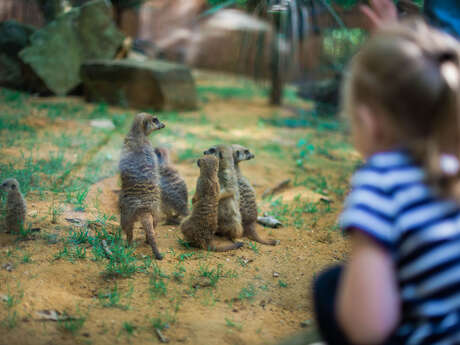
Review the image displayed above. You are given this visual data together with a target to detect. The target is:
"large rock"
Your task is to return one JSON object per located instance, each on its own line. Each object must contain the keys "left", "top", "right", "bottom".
{"left": 0, "top": 20, "right": 47, "bottom": 92}
{"left": 81, "top": 59, "right": 197, "bottom": 111}
{"left": 19, "top": 0, "right": 124, "bottom": 95}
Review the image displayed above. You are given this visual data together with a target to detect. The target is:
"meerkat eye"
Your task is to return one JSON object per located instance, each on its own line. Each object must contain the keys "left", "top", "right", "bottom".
{"left": 244, "top": 150, "right": 249, "bottom": 155}
{"left": 11, "top": 184, "right": 16, "bottom": 190}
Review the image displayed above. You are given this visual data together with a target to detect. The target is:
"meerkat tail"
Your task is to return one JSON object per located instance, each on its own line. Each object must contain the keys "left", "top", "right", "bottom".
{"left": 244, "top": 222, "right": 279, "bottom": 246}
{"left": 208, "top": 240, "right": 244, "bottom": 252}
{"left": 140, "top": 214, "right": 163, "bottom": 260}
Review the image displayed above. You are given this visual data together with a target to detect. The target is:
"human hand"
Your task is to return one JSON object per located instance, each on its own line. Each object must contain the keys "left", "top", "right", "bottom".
{"left": 360, "top": 0, "right": 398, "bottom": 31}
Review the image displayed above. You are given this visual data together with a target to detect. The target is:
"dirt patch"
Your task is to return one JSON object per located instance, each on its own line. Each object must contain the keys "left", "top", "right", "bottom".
{"left": 0, "top": 75, "right": 354, "bottom": 345}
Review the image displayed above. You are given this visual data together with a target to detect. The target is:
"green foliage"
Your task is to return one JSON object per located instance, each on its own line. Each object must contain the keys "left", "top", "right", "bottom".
{"left": 173, "top": 264, "right": 186, "bottom": 283}
{"left": 104, "top": 244, "right": 140, "bottom": 278}
{"left": 149, "top": 264, "right": 169, "bottom": 299}
{"left": 97, "top": 284, "right": 131, "bottom": 310}
{"left": 1, "top": 286, "right": 23, "bottom": 330}
{"left": 151, "top": 312, "right": 174, "bottom": 331}
{"left": 58, "top": 315, "right": 86, "bottom": 335}
{"left": 121, "top": 321, "right": 136, "bottom": 335}
{"left": 238, "top": 284, "right": 256, "bottom": 300}
{"left": 197, "top": 85, "right": 265, "bottom": 100}
{"left": 177, "top": 148, "right": 196, "bottom": 162}
{"left": 54, "top": 245, "right": 87, "bottom": 262}
{"left": 248, "top": 241, "right": 259, "bottom": 254}
{"left": 68, "top": 228, "right": 90, "bottom": 245}
{"left": 225, "top": 317, "right": 243, "bottom": 331}
{"left": 198, "top": 263, "right": 225, "bottom": 287}
{"left": 21, "top": 253, "right": 32, "bottom": 264}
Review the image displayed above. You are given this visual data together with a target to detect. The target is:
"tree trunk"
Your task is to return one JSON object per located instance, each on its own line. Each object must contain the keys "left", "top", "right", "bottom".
{"left": 270, "top": 13, "right": 283, "bottom": 106}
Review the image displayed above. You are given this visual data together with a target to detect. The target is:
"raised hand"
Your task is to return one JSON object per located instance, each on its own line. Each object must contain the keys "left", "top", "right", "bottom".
{"left": 360, "top": 0, "right": 398, "bottom": 30}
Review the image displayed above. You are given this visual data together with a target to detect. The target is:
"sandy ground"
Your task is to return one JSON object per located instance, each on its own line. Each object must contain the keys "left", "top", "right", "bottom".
{"left": 0, "top": 73, "right": 356, "bottom": 345}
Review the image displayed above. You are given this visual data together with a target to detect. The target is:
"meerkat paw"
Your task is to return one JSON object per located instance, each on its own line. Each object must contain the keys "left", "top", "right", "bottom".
{"left": 155, "top": 252, "right": 163, "bottom": 260}
{"left": 235, "top": 242, "right": 244, "bottom": 249}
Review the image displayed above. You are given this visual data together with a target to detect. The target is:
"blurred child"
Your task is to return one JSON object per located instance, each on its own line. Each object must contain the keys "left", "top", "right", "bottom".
{"left": 313, "top": 19, "right": 460, "bottom": 345}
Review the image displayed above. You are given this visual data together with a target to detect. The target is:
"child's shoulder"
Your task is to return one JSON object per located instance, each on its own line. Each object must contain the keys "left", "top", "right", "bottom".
{"left": 351, "top": 150, "right": 425, "bottom": 194}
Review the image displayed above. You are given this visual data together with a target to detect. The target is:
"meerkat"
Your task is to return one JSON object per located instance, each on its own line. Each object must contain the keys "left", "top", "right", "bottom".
{"left": 231, "top": 144, "right": 278, "bottom": 246}
{"left": 0, "top": 178, "right": 26, "bottom": 234}
{"left": 119, "top": 113, "right": 165, "bottom": 260}
{"left": 180, "top": 155, "right": 243, "bottom": 251}
{"left": 154, "top": 147, "right": 189, "bottom": 225}
{"left": 204, "top": 145, "right": 244, "bottom": 241}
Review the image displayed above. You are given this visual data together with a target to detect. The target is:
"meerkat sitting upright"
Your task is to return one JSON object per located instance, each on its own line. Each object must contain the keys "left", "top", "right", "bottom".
{"left": 231, "top": 144, "right": 278, "bottom": 246}
{"left": 180, "top": 155, "right": 243, "bottom": 252}
{"left": 204, "top": 145, "right": 244, "bottom": 241}
{"left": 119, "top": 113, "right": 165, "bottom": 260}
{"left": 154, "top": 147, "right": 189, "bottom": 225}
{"left": 1, "top": 178, "right": 26, "bottom": 234}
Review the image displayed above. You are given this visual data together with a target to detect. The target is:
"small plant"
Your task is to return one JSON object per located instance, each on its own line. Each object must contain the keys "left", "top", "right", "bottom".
{"left": 58, "top": 316, "right": 86, "bottom": 335}
{"left": 73, "top": 188, "right": 88, "bottom": 211}
{"left": 21, "top": 253, "right": 32, "bottom": 264}
{"left": 14, "top": 224, "right": 35, "bottom": 241}
{"left": 1, "top": 311, "right": 18, "bottom": 329}
{"left": 238, "top": 284, "right": 257, "bottom": 301}
{"left": 151, "top": 315, "right": 170, "bottom": 331}
{"left": 178, "top": 252, "right": 194, "bottom": 262}
{"left": 69, "top": 228, "right": 90, "bottom": 245}
{"left": 97, "top": 284, "right": 130, "bottom": 310}
{"left": 54, "top": 246, "right": 86, "bottom": 262}
{"left": 177, "top": 238, "right": 191, "bottom": 249}
{"left": 172, "top": 264, "right": 186, "bottom": 283}
{"left": 2, "top": 289, "right": 23, "bottom": 309}
{"left": 121, "top": 321, "right": 136, "bottom": 336}
{"left": 104, "top": 241, "right": 140, "bottom": 278}
{"left": 48, "top": 196, "right": 64, "bottom": 224}
{"left": 149, "top": 264, "right": 169, "bottom": 299}
{"left": 248, "top": 242, "right": 259, "bottom": 254}
{"left": 225, "top": 317, "right": 243, "bottom": 331}
{"left": 279, "top": 279, "right": 288, "bottom": 288}
{"left": 198, "top": 263, "right": 226, "bottom": 287}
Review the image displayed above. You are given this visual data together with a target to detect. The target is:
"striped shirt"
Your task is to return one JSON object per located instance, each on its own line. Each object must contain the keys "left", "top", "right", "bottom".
{"left": 340, "top": 150, "right": 460, "bottom": 345}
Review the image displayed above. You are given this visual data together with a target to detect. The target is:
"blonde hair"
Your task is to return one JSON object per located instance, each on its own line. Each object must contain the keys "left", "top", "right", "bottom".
{"left": 343, "top": 19, "right": 460, "bottom": 201}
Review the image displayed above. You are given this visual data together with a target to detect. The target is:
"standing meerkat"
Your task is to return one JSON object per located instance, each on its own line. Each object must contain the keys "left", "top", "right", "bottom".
{"left": 119, "top": 113, "right": 165, "bottom": 260}
{"left": 180, "top": 155, "right": 243, "bottom": 251}
{"left": 154, "top": 147, "right": 189, "bottom": 225}
{"left": 1, "top": 178, "right": 26, "bottom": 234}
{"left": 204, "top": 145, "right": 244, "bottom": 241}
{"left": 231, "top": 144, "right": 278, "bottom": 246}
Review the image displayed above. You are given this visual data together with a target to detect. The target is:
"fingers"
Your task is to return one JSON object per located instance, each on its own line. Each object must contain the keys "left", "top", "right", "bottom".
{"left": 361, "top": 0, "right": 398, "bottom": 31}
{"left": 360, "top": 4, "right": 381, "bottom": 30}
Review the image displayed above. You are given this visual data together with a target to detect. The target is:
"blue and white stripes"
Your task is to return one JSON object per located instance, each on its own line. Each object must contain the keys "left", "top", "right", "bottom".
{"left": 340, "top": 150, "right": 460, "bottom": 345}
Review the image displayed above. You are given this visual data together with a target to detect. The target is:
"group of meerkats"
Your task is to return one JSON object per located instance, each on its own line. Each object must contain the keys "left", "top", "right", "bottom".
{"left": 0, "top": 112, "right": 278, "bottom": 261}
{"left": 119, "top": 113, "right": 278, "bottom": 260}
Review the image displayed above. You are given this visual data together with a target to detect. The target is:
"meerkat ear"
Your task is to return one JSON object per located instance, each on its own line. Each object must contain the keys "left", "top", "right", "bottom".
{"left": 197, "top": 159, "right": 201, "bottom": 168}
{"left": 142, "top": 118, "right": 148, "bottom": 132}
{"left": 237, "top": 151, "right": 243, "bottom": 160}
{"left": 219, "top": 151, "right": 223, "bottom": 159}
